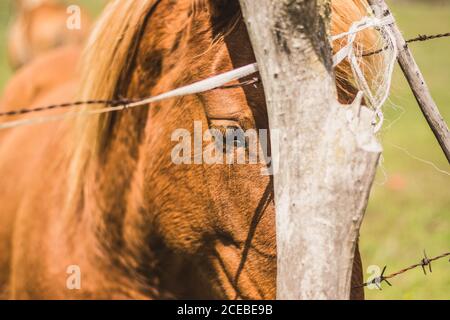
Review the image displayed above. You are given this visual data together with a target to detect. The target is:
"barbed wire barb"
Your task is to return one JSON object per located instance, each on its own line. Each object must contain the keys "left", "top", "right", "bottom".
{"left": 421, "top": 250, "right": 432, "bottom": 275}
{"left": 362, "top": 32, "right": 450, "bottom": 57}
{"left": 354, "top": 250, "right": 450, "bottom": 290}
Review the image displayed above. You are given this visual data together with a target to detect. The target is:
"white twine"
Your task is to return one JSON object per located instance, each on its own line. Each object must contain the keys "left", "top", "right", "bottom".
{"left": 332, "top": 14, "right": 398, "bottom": 133}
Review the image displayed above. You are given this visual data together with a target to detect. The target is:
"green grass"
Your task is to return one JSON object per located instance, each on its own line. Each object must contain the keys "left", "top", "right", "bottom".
{"left": 362, "top": 1, "right": 450, "bottom": 300}
{"left": 0, "top": 1, "right": 13, "bottom": 90}
{"left": 0, "top": 0, "right": 448, "bottom": 300}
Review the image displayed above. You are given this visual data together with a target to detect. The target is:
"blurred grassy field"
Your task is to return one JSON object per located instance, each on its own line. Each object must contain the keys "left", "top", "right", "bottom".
{"left": 362, "top": 1, "right": 450, "bottom": 300}
{"left": 0, "top": 0, "right": 448, "bottom": 300}
{"left": 0, "top": 0, "right": 104, "bottom": 87}
{"left": 0, "top": 1, "right": 12, "bottom": 87}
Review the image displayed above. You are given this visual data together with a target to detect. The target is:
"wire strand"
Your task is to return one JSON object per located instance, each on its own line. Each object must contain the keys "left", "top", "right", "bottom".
{"left": 0, "top": 64, "right": 259, "bottom": 130}
{"left": 354, "top": 251, "right": 450, "bottom": 289}
{"left": 0, "top": 32, "right": 447, "bottom": 123}
{"left": 362, "top": 32, "right": 450, "bottom": 57}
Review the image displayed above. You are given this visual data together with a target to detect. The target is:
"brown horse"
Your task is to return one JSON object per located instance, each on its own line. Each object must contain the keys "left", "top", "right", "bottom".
{"left": 0, "top": 0, "right": 382, "bottom": 299}
{"left": 8, "top": 0, "right": 91, "bottom": 69}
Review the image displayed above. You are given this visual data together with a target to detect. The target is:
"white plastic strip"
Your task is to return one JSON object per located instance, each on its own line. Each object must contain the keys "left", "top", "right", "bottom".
{"left": 0, "top": 63, "right": 259, "bottom": 130}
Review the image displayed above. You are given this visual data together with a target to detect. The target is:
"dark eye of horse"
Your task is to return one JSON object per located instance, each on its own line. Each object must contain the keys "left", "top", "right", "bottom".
{"left": 209, "top": 121, "right": 248, "bottom": 153}
{"left": 224, "top": 126, "right": 246, "bottom": 149}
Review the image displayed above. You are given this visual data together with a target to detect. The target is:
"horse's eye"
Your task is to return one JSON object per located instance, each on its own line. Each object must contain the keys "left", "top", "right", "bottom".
{"left": 209, "top": 119, "right": 250, "bottom": 153}
{"left": 225, "top": 127, "right": 246, "bottom": 148}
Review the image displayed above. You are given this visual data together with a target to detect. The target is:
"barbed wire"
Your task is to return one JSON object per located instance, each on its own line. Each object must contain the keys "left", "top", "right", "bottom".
{"left": 0, "top": 78, "right": 260, "bottom": 119}
{"left": 362, "top": 32, "right": 450, "bottom": 57}
{"left": 354, "top": 250, "right": 450, "bottom": 290}
{"left": 0, "top": 31, "right": 447, "bottom": 120}
{"left": 0, "top": 99, "right": 137, "bottom": 117}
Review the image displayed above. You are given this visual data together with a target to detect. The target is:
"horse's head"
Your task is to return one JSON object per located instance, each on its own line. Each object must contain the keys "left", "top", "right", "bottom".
{"left": 72, "top": 0, "right": 378, "bottom": 299}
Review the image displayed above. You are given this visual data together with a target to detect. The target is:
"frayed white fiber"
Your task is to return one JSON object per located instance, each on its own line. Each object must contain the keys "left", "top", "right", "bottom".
{"left": 332, "top": 14, "right": 398, "bottom": 133}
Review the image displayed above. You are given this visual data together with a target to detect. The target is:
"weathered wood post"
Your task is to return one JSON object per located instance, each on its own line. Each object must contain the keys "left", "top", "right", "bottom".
{"left": 238, "top": 0, "right": 382, "bottom": 299}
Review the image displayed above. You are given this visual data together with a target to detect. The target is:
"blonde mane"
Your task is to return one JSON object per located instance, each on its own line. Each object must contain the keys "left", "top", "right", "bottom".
{"left": 67, "top": 0, "right": 159, "bottom": 209}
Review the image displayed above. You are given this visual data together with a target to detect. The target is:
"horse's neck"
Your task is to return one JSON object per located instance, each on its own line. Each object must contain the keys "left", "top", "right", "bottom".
{"left": 74, "top": 108, "right": 158, "bottom": 295}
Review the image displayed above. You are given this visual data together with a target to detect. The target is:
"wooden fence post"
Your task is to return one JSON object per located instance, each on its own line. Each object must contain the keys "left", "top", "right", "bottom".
{"left": 238, "top": 0, "right": 381, "bottom": 299}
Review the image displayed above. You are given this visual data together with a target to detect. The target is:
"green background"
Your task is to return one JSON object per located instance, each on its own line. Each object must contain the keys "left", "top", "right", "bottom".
{"left": 0, "top": 0, "right": 448, "bottom": 300}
